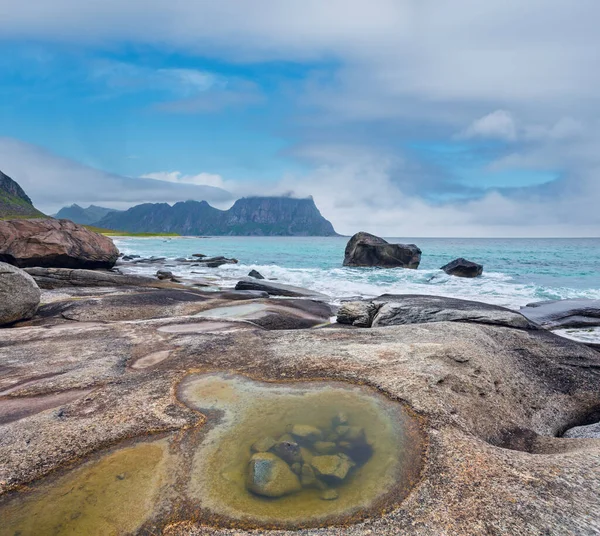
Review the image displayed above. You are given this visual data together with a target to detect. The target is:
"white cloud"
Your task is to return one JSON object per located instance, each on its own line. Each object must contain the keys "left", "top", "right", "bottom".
{"left": 459, "top": 110, "right": 517, "bottom": 141}
{"left": 141, "top": 171, "right": 227, "bottom": 189}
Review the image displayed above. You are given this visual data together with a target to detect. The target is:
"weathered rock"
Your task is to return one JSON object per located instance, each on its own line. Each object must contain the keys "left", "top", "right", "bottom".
{"left": 0, "top": 219, "right": 119, "bottom": 269}
{"left": 246, "top": 452, "right": 302, "bottom": 498}
{"left": 235, "top": 278, "right": 329, "bottom": 300}
{"left": 0, "top": 262, "right": 41, "bottom": 326}
{"left": 290, "top": 424, "right": 323, "bottom": 443}
{"left": 336, "top": 301, "right": 380, "bottom": 327}
{"left": 248, "top": 269, "right": 265, "bottom": 280}
{"left": 311, "top": 454, "right": 355, "bottom": 483}
{"left": 520, "top": 299, "right": 600, "bottom": 329}
{"left": 371, "top": 294, "right": 536, "bottom": 329}
{"left": 251, "top": 436, "right": 277, "bottom": 453}
{"left": 23, "top": 267, "right": 164, "bottom": 289}
{"left": 440, "top": 258, "right": 483, "bottom": 278}
{"left": 271, "top": 440, "right": 303, "bottom": 464}
{"left": 343, "top": 232, "right": 421, "bottom": 269}
{"left": 563, "top": 421, "right": 600, "bottom": 439}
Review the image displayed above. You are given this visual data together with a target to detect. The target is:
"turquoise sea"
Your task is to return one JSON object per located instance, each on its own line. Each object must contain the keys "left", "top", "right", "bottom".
{"left": 113, "top": 236, "right": 600, "bottom": 310}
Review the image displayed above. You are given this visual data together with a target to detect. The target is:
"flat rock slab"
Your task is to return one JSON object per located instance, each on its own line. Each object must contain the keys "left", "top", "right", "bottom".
{"left": 24, "top": 267, "right": 163, "bottom": 289}
{"left": 520, "top": 299, "right": 600, "bottom": 329}
{"left": 235, "top": 278, "right": 329, "bottom": 300}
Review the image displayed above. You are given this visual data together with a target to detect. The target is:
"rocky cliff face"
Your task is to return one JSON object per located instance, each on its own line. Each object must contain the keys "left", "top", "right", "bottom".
{"left": 0, "top": 170, "right": 44, "bottom": 219}
{"left": 97, "top": 197, "right": 338, "bottom": 236}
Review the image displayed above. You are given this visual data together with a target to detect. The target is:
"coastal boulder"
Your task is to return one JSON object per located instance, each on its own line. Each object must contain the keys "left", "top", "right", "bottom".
{"left": 520, "top": 299, "right": 600, "bottom": 329}
{"left": 248, "top": 269, "right": 265, "bottom": 279}
{"left": 0, "top": 262, "right": 41, "bottom": 326}
{"left": 235, "top": 278, "right": 329, "bottom": 300}
{"left": 0, "top": 219, "right": 119, "bottom": 269}
{"left": 343, "top": 232, "right": 421, "bottom": 269}
{"left": 441, "top": 258, "right": 483, "bottom": 278}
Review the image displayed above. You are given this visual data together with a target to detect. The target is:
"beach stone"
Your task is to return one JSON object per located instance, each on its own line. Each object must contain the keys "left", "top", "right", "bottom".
{"left": 563, "top": 421, "right": 600, "bottom": 439}
{"left": 441, "top": 258, "right": 483, "bottom": 278}
{"left": 520, "top": 299, "right": 600, "bottom": 329}
{"left": 311, "top": 454, "right": 355, "bottom": 483}
{"left": 371, "top": 294, "right": 536, "bottom": 329}
{"left": 0, "top": 219, "right": 119, "bottom": 269}
{"left": 248, "top": 269, "right": 265, "bottom": 279}
{"left": 246, "top": 452, "right": 301, "bottom": 498}
{"left": 235, "top": 278, "right": 329, "bottom": 300}
{"left": 343, "top": 232, "right": 421, "bottom": 269}
{"left": 0, "top": 262, "right": 41, "bottom": 326}
{"left": 336, "top": 301, "right": 380, "bottom": 327}
{"left": 290, "top": 424, "right": 323, "bottom": 443}
{"left": 271, "top": 440, "right": 303, "bottom": 464}
{"left": 251, "top": 436, "right": 277, "bottom": 453}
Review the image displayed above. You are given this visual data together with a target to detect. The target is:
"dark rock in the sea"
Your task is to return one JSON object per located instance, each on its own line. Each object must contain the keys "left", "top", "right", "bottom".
{"left": 192, "top": 253, "right": 206, "bottom": 258}
{"left": 0, "top": 262, "right": 41, "bottom": 326}
{"left": 336, "top": 301, "right": 380, "bottom": 327}
{"left": 156, "top": 270, "right": 174, "bottom": 280}
{"left": 194, "top": 256, "right": 238, "bottom": 268}
{"left": 369, "top": 295, "right": 536, "bottom": 330}
{"left": 23, "top": 267, "right": 163, "bottom": 289}
{"left": 248, "top": 269, "right": 265, "bottom": 280}
{"left": 343, "top": 232, "right": 421, "bottom": 269}
{"left": 246, "top": 452, "right": 302, "bottom": 498}
{"left": 441, "top": 258, "right": 483, "bottom": 278}
{"left": 0, "top": 219, "right": 119, "bottom": 269}
{"left": 520, "top": 299, "right": 600, "bottom": 329}
{"left": 310, "top": 454, "right": 355, "bottom": 483}
{"left": 563, "top": 421, "right": 600, "bottom": 439}
{"left": 235, "top": 278, "right": 328, "bottom": 299}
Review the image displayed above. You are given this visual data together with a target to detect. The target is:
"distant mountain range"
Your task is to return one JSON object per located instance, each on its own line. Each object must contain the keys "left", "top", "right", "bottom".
{"left": 55, "top": 204, "right": 120, "bottom": 225}
{"left": 0, "top": 170, "right": 45, "bottom": 219}
{"left": 95, "top": 197, "right": 338, "bottom": 236}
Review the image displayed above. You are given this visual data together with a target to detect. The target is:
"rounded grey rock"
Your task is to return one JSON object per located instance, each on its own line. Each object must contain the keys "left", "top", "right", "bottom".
{"left": 0, "top": 261, "right": 41, "bottom": 326}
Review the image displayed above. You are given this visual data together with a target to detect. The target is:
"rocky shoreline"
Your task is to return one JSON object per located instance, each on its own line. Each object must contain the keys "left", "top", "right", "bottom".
{"left": 1, "top": 221, "right": 600, "bottom": 535}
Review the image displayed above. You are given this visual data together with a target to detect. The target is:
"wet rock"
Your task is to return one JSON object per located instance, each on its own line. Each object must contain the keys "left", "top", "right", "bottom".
{"left": 441, "top": 258, "right": 484, "bottom": 278}
{"left": 343, "top": 232, "right": 421, "bottom": 269}
{"left": 337, "top": 426, "right": 366, "bottom": 443}
{"left": 192, "top": 253, "right": 206, "bottom": 258}
{"left": 520, "top": 299, "right": 600, "bottom": 330}
{"left": 156, "top": 270, "right": 174, "bottom": 280}
{"left": 247, "top": 452, "right": 302, "bottom": 498}
{"left": 332, "top": 412, "right": 349, "bottom": 427}
{"left": 313, "top": 441, "right": 337, "bottom": 454}
{"left": 300, "top": 464, "right": 317, "bottom": 487}
{"left": 235, "top": 278, "right": 328, "bottom": 299}
{"left": 23, "top": 267, "right": 162, "bottom": 289}
{"left": 320, "top": 489, "right": 339, "bottom": 500}
{"left": 371, "top": 294, "right": 536, "bottom": 330}
{"left": 311, "top": 454, "right": 355, "bottom": 483}
{"left": 271, "top": 440, "right": 303, "bottom": 464}
{"left": 563, "top": 421, "right": 600, "bottom": 439}
{"left": 251, "top": 436, "right": 277, "bottom": 453}
{"left": 194, "top": 256, "right": 238, "bottom": 268}
{"left": 248, "top": 269, "right": 265, "bottom": 280}
{"left": 0, "top": 262, "right": 41, "bottom": 326}
{"left": 336, "top": 301, "right": 380, "bottom": 327}
{"left": 290, "top": 424, "right": 323, "bottom": 443}
{"left": 0, "top": 219, "right": 119, "bottom": 269}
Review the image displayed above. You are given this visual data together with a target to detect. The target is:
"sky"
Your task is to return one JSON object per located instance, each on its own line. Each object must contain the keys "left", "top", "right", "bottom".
{"left": 1, "top": 0, "right": 599, "bottom": 237}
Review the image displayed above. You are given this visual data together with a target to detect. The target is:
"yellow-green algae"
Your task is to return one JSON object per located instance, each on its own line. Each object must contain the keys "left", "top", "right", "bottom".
{"left": 0, "top": 440, "right": 168, "bottom": 536}
{"left": 179, "top": 373, "right": 424, "bottom": 527}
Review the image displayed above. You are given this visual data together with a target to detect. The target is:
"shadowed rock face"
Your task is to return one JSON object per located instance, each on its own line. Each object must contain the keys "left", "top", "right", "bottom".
{"left": 343, "top": 232, "right": 421, "bottom": 269}
{"left": 1, "top": 285, "right": 599, "bottom": 535}
{"left": 440, "top": 258, "right": 483, "bottom": 278}
{"left": 520, "top": 299, "right": 600, "bottom": 329}
{"left": 0, "top": 219, "right": 119, "bottom": 269}
{"left": 235, "top": 278, "right": 329, "bottom": 300}
{"left": 0, "top": 262, "right": 41, "bottom": 326}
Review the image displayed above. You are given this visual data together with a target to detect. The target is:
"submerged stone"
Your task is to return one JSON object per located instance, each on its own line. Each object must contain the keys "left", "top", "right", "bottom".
{"left": 320, "top": 489, "right": 339, "bottom": 501}
{"left": 247, "top": 452, "right": 302, "bottom": 498}
{"left": 272, "top": 440, "right": 303, "bottom": 464}
{"left": 311, "top": 454, "right": 356, "bottom": 483}
{"left": 313, "top": 441, "right": 338, "bottom": 454}
{"left": 290, "top": 424, "right": 323, "bottom": 443}
{"left": 251, "top": 436, "right": 277, "bottom": 453}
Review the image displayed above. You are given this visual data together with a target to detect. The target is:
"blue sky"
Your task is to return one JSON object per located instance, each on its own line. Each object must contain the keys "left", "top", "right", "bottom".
{"left": 0, "top": 1, "right": 599, "bottom": 236}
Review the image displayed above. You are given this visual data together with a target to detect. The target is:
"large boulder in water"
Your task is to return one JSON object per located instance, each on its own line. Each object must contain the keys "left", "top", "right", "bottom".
{"left": 0, "top": 262, "right": 41, "bottom": 326}
{"left": 520, "top": 299, "right": 600, "bottom": 329}
{"left": 343, "top": 232, "right": 421, "bottom": 269}
{"left": 246, "top": 452, "right": 302, "bottom": 497}
{"left": 0, "top": 219, "right": 119, "bottom": 269}
{"left": 441, "top": 258, "right": 483, "bottom": 278}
